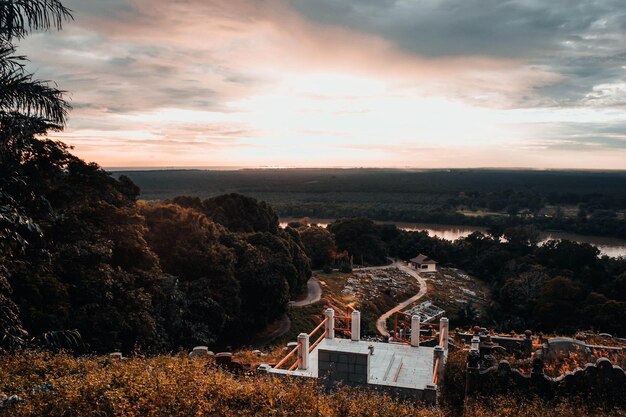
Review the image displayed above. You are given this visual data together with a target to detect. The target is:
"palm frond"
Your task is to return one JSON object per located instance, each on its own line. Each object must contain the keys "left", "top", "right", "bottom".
{"left": 0, "top": 67, "right": 70, "bottom": 125}
{"left": 0, "top": 0, "right": 73, "bottom": 40}
{"left": 0, "top": 42, "right": 26, "bottom": 72}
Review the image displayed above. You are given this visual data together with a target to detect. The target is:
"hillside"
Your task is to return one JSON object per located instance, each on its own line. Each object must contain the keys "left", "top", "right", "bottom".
{"left": 1, "top": 351, "right": 624, "bottom": 417}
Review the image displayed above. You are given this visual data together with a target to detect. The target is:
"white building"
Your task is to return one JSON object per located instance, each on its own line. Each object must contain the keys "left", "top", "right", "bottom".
{"left": 265, "top": 309, "right": 449, "bottom": 404}
{"left": 409, "top": 254, "right": 437, "bottom": 272}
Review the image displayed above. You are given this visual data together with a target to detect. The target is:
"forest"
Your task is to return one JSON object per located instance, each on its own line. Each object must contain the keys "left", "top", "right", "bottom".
{"left": 115, "top": 168, "right": 626, "bottom": 238}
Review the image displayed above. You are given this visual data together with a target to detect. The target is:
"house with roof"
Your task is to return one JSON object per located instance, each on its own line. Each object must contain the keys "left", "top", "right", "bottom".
{"left": 409, "top": 254, "right": 437, "bottom": 272}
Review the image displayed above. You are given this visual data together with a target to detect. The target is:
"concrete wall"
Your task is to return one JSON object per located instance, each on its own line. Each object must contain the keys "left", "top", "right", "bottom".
{"left": 318, "top": 349, "right": 369, "bottom": 385}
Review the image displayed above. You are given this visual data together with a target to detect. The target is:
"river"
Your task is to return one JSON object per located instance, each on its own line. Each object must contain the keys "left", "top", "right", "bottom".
{"left": 280, "top": 218, "right": 626, "bottom": 258}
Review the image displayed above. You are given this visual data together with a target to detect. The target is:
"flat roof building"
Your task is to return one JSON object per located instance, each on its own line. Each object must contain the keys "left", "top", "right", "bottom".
{"left": 266, "top": 309, "right": 449, "bottom": 404}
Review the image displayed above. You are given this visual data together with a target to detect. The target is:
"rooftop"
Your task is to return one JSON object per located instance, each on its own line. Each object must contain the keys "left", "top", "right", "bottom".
{"left": 270, "top": 338, "right": 436, "bottom": 391}
{"left": 409, "top": 254, "right": 437, "bottom": 264}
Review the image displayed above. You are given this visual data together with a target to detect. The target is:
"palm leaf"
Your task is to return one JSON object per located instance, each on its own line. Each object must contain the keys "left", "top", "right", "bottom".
{"left": 0, "top": 67, "right": 69, "bottom": 124}
{"left": 0, "top": 0, "right": 73, "bottom": 40}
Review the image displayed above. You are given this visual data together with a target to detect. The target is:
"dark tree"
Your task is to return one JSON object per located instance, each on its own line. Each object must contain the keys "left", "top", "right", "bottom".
{"left": 328, "top": 217, "right": 388, "bottom": 265}
{"left": 299, "top": 226, "right": 335, "bottom": 269}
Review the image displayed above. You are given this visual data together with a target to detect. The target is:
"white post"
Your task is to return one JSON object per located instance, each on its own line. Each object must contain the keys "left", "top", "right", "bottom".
{"left": 351, "top": 310, "right": 361, "bottom": 341}
{"left": 411, "top": 315, "right": 420, "bottom": 347}
{"left": 297, "top": 333, "right": 309, "bottom": 370}
{"left": 439, "top": 317, "right": 449, "bottom": 353}
{"left": 325, "top": 308, "right": 335, "bottom": 340}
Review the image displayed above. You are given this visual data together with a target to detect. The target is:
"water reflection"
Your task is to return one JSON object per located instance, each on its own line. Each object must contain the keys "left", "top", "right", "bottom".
{"left": 280, "top": 218, "right": 626, "bottom": 258}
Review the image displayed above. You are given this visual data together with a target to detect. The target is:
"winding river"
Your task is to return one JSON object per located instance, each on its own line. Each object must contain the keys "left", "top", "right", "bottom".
{"left": 280, "top": 218, "right": 626, "bottom": 258}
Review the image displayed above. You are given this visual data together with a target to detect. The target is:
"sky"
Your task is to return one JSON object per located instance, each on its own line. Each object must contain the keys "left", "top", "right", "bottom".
{"left": 17, "top": 0, "right": 626, "bottom": 169}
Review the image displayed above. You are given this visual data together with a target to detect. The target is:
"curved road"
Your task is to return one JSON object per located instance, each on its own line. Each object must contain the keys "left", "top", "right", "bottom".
{"left": 289, "top": 276, "right": 322, "bottom": 307}
{"left": 374, "top": 260, "right": 428, "bottom": 337}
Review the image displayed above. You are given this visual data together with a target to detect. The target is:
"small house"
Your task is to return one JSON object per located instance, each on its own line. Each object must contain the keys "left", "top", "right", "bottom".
{"left": 409, "top": 254, "right": 437, "bottom": 272}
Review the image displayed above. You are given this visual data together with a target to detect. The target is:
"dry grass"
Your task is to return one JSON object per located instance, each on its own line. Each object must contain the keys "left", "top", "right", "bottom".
{"left": 463, "top": 396, "right": 626, "bottom": 417}
{"left": 0, "top": 351, "right": 441, "bottom": 417}
{"left": 1, "top": 351, "right": 623, "bottom": 417}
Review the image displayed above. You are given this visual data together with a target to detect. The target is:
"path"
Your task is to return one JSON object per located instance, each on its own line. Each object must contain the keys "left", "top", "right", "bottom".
{"left": 289, "top": 276, "right": 322, "bottom": 307}
{"left": 256, "top": 277, "right": 322, "bottom": 347}
{"left": 375, "top": 260, "right": 428, "bottom": 337}
{"left": 252, "top": 314, "right": 291, "bottom": 348}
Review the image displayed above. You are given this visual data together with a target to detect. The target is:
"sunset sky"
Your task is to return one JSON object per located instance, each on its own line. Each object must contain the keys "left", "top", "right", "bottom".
{"left": 18, "top": 0, "right": 626, "bottom": 169}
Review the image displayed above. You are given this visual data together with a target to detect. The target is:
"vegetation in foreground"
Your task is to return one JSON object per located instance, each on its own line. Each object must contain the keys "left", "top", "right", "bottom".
{"left": 1, "top": 351, "right": 624, "bottom": 417}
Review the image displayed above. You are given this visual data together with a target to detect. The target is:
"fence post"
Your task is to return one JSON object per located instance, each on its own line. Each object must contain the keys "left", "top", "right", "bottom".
{"left": 351, "top": 310, "right": 361, "bottom": 341}
{"left": 297, "top": 333, "right": 310, "bottom": 370}
{"left": 411, "top": 315, "right": 420, "bottom": 347}
{"left": 325, "top": 308, "right": 335, "bottom": 340}
{"left": 439, "top": 317, "right": 449, "bottom": 353}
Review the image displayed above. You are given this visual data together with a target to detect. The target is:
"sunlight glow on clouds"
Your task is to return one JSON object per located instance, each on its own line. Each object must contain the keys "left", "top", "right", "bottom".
{"left": 17, "top": 0, "right": 626, "bottom": 168}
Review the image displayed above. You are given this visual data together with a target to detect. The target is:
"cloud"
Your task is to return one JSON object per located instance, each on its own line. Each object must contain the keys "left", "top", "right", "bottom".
{"left": 10, "top": 0, "right": 626, "bottom": 168}
{"left": 289, "top": 0, "right": 626, "bottom": 107}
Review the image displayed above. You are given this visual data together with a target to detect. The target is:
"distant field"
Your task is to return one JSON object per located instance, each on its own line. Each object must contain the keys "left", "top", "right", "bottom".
{"left": 111, "top": 168, "right": 626, "bottom": 238}
{"left": 112, "top": 168, "right": 626, "bottom": 200}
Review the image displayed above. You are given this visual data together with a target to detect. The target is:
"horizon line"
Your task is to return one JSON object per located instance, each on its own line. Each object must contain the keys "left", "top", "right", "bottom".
{"left": 105, "top": 166, "right": 626, "bottom": 173}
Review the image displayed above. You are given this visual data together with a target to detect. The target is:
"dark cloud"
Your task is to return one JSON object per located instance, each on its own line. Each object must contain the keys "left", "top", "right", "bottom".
{"left": 289, "top": 0, "right": 626, "bottom": 106}
{"left": 289, "top": 0, "right": 625, "bottom": 58}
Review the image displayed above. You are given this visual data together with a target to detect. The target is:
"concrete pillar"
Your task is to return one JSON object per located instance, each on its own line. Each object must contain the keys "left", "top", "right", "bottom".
{"left": 439, "top": 317, "right": 449, "bottom": 353}
{"left": 411, "top": 315, "right": 420, "bottom": 347}
{"left": 351, "top": 310, "right": 361, "bottom": 341}
{"left": 325, "top": 308, "right": 335, "bottom": 340}
{"left": 297, "top": 333, "right": 310, "bottom": 370}
{"left": 433, "top": 346, "right": 445, "bottom": 385}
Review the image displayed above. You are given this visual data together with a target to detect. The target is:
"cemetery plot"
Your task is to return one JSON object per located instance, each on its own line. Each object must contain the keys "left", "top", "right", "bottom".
{"left": 424, "top": 267, "right": 491, "bottom": 321}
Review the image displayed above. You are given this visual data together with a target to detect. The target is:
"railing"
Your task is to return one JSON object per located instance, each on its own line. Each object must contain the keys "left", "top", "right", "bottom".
{"left": 274, "top": 315, "right": 331, "bottom": 371}
{"left": 334, "top": 315, "right": 352, "bottom": 337}
{"left": 272, "top": 305, "right": 360, "bottom": 372}
{"left": 432, "top": 356, "right": 441, "bottom": 385}
{"left": 391, "top": 311, "right": 438, "bottom": 344}
{"left": 309, "top": 317, "right": 329, "bottom": 353}
{"left": 274, "top": 342, "right": 301, "bottom": 370}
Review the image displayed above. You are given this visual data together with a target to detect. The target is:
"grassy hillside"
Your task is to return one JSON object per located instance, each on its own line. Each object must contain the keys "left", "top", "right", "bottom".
{"left": 1, "top": 352, "right": 624, "bottom": 417}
